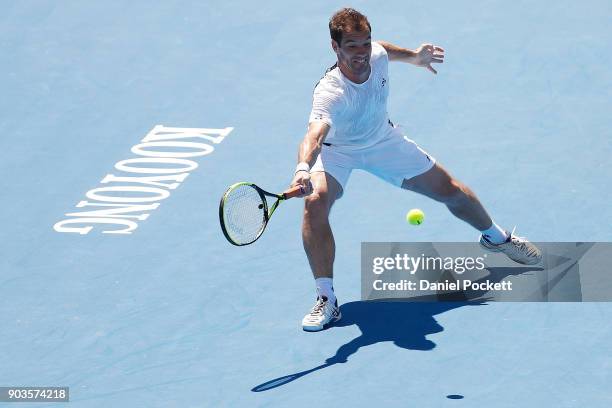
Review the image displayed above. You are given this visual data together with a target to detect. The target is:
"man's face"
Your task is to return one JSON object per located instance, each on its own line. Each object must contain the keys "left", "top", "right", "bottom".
{"left": 332, "top": 30, "right": 372, "bottom": 79}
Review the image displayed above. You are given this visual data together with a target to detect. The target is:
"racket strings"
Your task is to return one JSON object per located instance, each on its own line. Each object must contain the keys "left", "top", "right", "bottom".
{"left": 222, "top": 184, "right": 267, "bottom": 244}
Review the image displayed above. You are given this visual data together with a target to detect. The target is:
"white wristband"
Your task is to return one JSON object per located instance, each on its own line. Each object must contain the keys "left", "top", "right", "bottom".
{"left": 294, "top": 162, "right": 310, "bottom": 174}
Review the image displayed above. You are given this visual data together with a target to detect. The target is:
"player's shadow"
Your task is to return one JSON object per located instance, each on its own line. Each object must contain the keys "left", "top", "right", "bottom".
{"left": 251, "top": 300, "right": 482, "bottom": 392}
{"left": 252, "top": 264, "right": 543, "bottom": 392}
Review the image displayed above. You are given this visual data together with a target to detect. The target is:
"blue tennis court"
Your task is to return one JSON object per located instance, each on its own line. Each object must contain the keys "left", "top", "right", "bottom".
{"left": 1, "top": 1, "right": 611, "bottom": 406}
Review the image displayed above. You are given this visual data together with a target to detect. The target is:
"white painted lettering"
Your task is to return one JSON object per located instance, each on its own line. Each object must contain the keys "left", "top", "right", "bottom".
{"left": 86, "top": 186, "right": 170, "bottom": 203}
{"left": 54, "top": 125, "right": 232, "bottom": 235}
{"left": 115, "top": 157, "right": 198, "bottom": 174}
{"left": 131, "top": 141, "right": 214, "bottom": 158}
{"left": 100, "top": 173, "right": 188, "bottom": 190}
{"left": 53, "top": 218, "right": 139, "bottom": 234}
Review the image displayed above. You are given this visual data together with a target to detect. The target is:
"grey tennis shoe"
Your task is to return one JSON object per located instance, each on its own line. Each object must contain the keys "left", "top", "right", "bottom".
{"left": 480, "top": 228, "right": 542, "bottom": 265}
{"left": 302, "top": 296, "right": 341, "bottom": 332}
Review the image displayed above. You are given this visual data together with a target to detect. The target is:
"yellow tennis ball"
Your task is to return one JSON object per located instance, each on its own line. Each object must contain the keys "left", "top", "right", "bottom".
{"left": 406, "top": 209, "right": 424, "bottom": 225}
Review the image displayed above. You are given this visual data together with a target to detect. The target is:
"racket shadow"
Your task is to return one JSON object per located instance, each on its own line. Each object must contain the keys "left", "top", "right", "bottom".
{"left": 251, "top": 300, "right": 484, "bottom": 392}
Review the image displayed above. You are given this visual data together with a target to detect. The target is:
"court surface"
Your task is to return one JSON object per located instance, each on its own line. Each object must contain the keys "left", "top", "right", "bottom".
{"left": 1, "top": 1, "right": 611, "bottom": 407}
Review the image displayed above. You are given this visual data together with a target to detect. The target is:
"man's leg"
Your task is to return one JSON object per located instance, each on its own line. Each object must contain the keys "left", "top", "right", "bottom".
{"left": 401, "top": 162, "right": 541, "bottom": 264}
{"left": 401, "top": 162, "right": 493, "bottom": 231}
{"left": 302, "top": 171, "right": 342, "bottom": 280}
{"left": 301, "top": 171, "right": 343, "bottom": 331}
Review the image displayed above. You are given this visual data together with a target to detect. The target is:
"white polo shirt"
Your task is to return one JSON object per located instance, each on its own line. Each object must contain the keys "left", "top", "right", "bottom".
{"left": 309, "top": 41, "right": 390, "bottom": 149}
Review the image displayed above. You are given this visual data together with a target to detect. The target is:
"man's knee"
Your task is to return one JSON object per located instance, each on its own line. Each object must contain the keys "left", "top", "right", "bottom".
{"left": 304, "top": 191, "right": 331, "bottom": 219}
{"left": 438, "top": 178, "right": 467, "bottom": 204}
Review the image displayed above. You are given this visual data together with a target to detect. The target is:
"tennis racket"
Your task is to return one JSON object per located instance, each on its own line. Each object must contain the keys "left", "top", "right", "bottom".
{"left": 219, "top": 182, "right": 305, "bottom": 246}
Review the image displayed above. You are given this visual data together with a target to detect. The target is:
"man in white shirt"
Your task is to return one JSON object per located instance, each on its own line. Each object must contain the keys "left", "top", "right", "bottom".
{"left": 293, "top": 8, "right": 541, "bottom": 332}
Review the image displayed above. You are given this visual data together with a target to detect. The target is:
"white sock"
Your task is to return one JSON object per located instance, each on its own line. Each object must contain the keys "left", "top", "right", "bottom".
{"left": 315, "top": 277, "right": 336, "bottom": 303}
{"left": 481, "top": 222, "right": 508, "bottom": 244}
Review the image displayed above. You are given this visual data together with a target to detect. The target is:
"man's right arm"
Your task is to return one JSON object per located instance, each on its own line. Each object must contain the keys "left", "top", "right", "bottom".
{"left": 290, "top": 121, "right": 330, "bottom": 195}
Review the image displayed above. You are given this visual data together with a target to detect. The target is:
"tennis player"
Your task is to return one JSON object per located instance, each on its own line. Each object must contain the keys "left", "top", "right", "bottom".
{"left": 291, "top": 8, "right": 542, "bottom": 332}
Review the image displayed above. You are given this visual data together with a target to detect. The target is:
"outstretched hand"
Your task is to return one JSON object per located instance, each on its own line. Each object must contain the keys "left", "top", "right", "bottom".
{"left": 414, "top": 44, "right": 445, "bottom": 74}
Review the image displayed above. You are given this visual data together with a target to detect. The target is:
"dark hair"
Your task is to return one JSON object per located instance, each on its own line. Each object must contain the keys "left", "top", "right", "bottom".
{"left": 329, "top": 8, "right": 371, "bottom": 46}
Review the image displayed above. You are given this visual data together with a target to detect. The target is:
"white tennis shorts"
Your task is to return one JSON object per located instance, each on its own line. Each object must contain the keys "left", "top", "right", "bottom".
{"left": 311, "top": 125, "right": 435, "bottom": 194}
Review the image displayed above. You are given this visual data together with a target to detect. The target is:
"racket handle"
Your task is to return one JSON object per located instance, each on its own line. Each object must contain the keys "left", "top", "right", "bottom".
{"left": 283, "top": 185, "right": 306, "bottom": 199}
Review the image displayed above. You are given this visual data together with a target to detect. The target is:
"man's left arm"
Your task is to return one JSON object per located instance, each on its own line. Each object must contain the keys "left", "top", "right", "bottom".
{"left": 377, "top": 40, "right": 445, "bottom": 74}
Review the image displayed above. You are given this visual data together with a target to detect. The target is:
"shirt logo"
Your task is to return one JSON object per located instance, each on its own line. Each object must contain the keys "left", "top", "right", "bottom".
{"left": 382, "top": 78, "right": 387, "bottom": 87}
